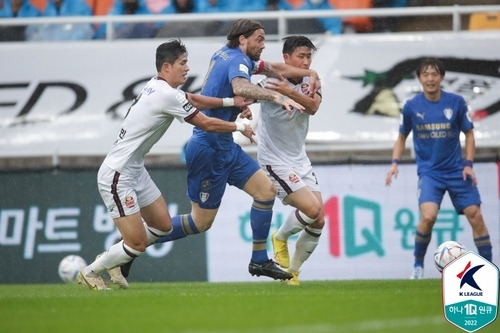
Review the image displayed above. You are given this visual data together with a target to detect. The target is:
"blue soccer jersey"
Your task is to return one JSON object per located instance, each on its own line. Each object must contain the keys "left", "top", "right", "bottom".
{"left": 400, "top": 91, "right": 473, "bottom": 176}
{"left": 191, "top": 45, "right": 264, "bottom": 150}
{"left": 184, "top": 45, "right": 264, "bottom": 209}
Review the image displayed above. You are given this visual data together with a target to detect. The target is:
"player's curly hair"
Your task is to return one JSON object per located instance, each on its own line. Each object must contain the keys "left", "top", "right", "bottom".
{"left": 155, "top": 39, "right": 187, "bottom": 72}
{"left": 226, "top": 19, "right": 264, "bottom": 48}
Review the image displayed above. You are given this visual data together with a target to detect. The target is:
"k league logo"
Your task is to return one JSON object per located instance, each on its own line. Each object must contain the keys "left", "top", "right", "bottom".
{"left": 442, "top": 251, "right": 499, "bottom": 332}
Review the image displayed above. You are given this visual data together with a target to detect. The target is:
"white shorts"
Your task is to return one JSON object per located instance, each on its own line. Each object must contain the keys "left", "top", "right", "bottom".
{"left": 97, "top": 164, "right": 161, "bottom": 219}
{"left": 262, "top": 164, "right": 321, "bottom": 202}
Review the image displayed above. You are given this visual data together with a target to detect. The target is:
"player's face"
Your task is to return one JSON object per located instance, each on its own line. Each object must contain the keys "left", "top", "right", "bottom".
{"left": 243, "top": 29, "right": 266, "bottom": 61}
{"left": 285, "top": 46, "right": 313, "bottom": 69}
{"left": 418, "top": 65, "right": 443, "bottom": 97}
{"left": 171, "top": 53, "right": 190, "bottom": 87}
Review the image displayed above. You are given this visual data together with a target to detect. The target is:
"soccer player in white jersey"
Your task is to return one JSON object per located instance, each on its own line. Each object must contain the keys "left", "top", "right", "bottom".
{"left": 259, "top": 36, "right": 324, "bottom": 286}
{"left": 77, "top": 40, "right": 254, "bottom": 290}
{"left": 386, "top": 57, "right": 492, "bottom": 279}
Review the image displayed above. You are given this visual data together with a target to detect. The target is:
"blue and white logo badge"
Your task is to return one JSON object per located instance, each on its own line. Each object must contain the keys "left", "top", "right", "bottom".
{"left": 442, "top": 251, "right": 499, "bottom": 332}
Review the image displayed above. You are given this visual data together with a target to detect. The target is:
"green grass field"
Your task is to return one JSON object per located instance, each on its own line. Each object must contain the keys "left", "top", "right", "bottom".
{"left": 0, "top": 279, "right": 498, "bottom": 333}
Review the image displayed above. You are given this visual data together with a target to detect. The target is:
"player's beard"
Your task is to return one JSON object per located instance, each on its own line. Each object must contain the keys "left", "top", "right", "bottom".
{"left": 247, "top": 48, "right": 262, "bottom": 61}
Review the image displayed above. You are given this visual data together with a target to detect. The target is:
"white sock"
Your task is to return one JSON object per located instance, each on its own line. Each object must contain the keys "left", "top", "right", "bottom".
{"left": 85, "top": 241, "right": 143, "bottom": 276}
{"left": 289, "top": 227, "right": 322, "bottom": 272}
{"left": 276, "top": 209, "right": 316, "bottom": 241}
{"left": 143, "top": 221, "right": 172, "bottom": 246}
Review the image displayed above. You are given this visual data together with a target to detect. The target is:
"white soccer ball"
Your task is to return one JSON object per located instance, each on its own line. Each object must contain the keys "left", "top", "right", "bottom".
{"left": 434, "top": 240, "right": 467, "bottom": 273}
{"left": 58, "top": 255, "right": 87, "bottom": 283}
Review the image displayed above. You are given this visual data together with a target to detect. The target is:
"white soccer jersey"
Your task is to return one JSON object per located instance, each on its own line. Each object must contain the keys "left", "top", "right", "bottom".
{"left": 103, "top": 76, "right": 197, "bottom": 175}
{"left": 257, "top": 76, "right": 316, "bottom": 167}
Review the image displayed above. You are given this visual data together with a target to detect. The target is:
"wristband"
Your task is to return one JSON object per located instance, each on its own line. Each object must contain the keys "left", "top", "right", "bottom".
{"left": 391, "top": 158, "right": 400, "bottom": 165}
{"left": 464, "top": 160, "right": 473, "bottom": 168}
{"left": 222, "top": 98, "right": 234, "bottom": 107}
{"left": 235, "top": 122, "right": 245, "bottom": 132}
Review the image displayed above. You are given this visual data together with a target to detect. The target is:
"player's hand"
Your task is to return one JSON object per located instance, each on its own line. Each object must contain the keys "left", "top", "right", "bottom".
{"left": 233, "top": 96, "right": 254, "bottom": 108}
{"left": 265, "top": 74, "right": 290, "bottom": 95}
{"left": 239, "top": 106, "right": 253, "bottom": 120}
{"left": 385, "top": 165, "right": 399, "bottom": 186}
{"left": 308, "top": 71, "right": 321, "bottom": 97}
{"left": 276, "top": 94, "right": 304, "bottom": 115}
{"left": 462, "top": 166, "right": 477, "bottom": 186}
{"left": 241, "top": 124, "right": 256, "bottom": 144}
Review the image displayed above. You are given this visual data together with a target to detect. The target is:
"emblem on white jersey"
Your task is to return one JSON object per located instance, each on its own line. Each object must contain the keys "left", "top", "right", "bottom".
{"left": 239, "top": 63, "right": 249, "bottom": 75}
{"left": 443, "top": 108, "right": 453, "bottom": 120}
{"left": 199, "top": 192, "right": 209, "bottom": 203}
{"left": 301, "top": 83, "right": 310, "bottom": 94}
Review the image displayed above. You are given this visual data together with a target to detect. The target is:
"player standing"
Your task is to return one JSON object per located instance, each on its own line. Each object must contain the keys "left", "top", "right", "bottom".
{"left": 258, "top": 36, "right": 324, "bottom": 286}
{"left": 385, "top": 57, "right": 492, "bottom": 279}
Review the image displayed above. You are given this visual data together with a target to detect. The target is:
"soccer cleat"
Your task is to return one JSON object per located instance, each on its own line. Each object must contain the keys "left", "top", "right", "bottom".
{"left": 271, "top": 230, "right": 290, "bottom": 268}
{"left": 285, "top": 269, "right": 300, "bottom": 286}
{"left": 108, "top": 266, "right": 129, "bottom": 289}
{"left": 409, "top": 266, "right": 424, "bottom": 280}
{"left": 95, "top": 252, "right": 129, "bottom": 289}
{"left": 248, "top": 259, "right": 293, "bottom": 281}
{"left": 77, "top": 269, "right": 111, "bottom": 291}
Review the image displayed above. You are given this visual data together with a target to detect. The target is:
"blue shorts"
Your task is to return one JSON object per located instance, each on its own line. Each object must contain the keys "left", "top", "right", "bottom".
{"left": 185, "top": 139, "right": 260, "bottom": 209}
{"left": 417, "top": 172, "right": 481, "bottom": 214}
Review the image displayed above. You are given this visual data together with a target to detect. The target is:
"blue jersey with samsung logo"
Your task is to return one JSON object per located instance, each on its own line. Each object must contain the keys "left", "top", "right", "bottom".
{"left": 191, "top": 45, "right": 260, "bottom": 150}
{"left": 400, "top": 91, "right": 473, "bottom": 176}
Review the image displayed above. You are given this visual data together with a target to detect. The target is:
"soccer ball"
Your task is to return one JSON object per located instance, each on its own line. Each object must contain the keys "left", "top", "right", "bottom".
{"left": 433, "top": 241, "right": 467, "bottom": 273}
{"left": 58, "top": 255, "right": 87, "bottom": 283}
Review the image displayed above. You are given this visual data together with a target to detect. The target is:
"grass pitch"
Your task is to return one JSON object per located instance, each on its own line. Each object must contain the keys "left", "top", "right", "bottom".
{"left": 0, "top": 279, "right": 498, "bottom": 333}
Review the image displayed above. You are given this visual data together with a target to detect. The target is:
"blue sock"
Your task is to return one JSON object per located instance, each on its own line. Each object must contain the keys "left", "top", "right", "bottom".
{"left": 156, "top": 214, "right": 199, "bottom": 243}
{"left": 413, "top": 231, "right": 431, "bottom": 267}
{"left": 250, "top": 199, "right": 274, "bottom": 263}
{"left": 474, "top": 234, "right": 492, "bottom": 261}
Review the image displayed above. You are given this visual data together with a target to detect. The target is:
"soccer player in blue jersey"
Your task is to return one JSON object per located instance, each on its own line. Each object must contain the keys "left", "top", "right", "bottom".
{"left": 385, "top": 57, "right": 492, "bottom": 279}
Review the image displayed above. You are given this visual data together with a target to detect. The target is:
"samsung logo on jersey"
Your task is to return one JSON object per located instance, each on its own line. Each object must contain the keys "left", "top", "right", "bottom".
{"left": 416, "top": 123, "right": 451, "bottom": 131}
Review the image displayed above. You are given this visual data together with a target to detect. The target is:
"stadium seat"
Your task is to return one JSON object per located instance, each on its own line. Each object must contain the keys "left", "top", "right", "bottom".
{"left": 30, "top": 0, "right": 47, "bottom": 12}
{"left": 329, "top": 0, "right": 373, "bottom": 33}
{"left": 87, "top": 0, "right": 114, "bottom": 16}
{"left": 468, "top": 12, "right": 500, "bottom": 31}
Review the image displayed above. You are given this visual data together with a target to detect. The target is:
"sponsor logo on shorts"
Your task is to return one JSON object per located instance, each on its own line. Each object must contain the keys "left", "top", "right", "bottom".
{"left": 201, "top": 180, "right": 211, "bottom": 190}
{"left": 200, "top": 192, "right": 209, "bottom": 203}
{"left": 124, "top": 196, "right": 135, "bottom": 209}
{"left": 289, "top": 173, "right": 300, "bottom": 183}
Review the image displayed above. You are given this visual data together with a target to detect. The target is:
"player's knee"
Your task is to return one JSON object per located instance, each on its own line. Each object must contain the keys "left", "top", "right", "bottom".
{"left": 310, "top": 215, "right": 325, "bottom": 229}
{"left": 193, "top": 217, "right": 214, "bottom": 232}
{"left": 125, "top": 240, "right": 147, "bottom": 254}
{"left": 301, "top": 205, "right": 321, "bottom": 221}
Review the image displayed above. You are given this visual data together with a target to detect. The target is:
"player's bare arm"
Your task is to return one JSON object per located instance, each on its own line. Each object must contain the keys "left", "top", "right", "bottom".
{"left": 463, "top": 130, "right": 477, "bottom": 185}
{"left": 188, "top": 112, "right": 255, "bottom": 142}
{"left": 186, "top": 93, "right": 253, "bottom": 110}
{"left": 263, "top": 62, "right": 321, "bottom": 96}
{"left": 386, "top": 133, "right": 407, "bottom": 186}
{"left": 265, "top": 76, "right": 321, "bottom": 115}
{"left": 232, "top": 77, "right": 304, "bottom": 114}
